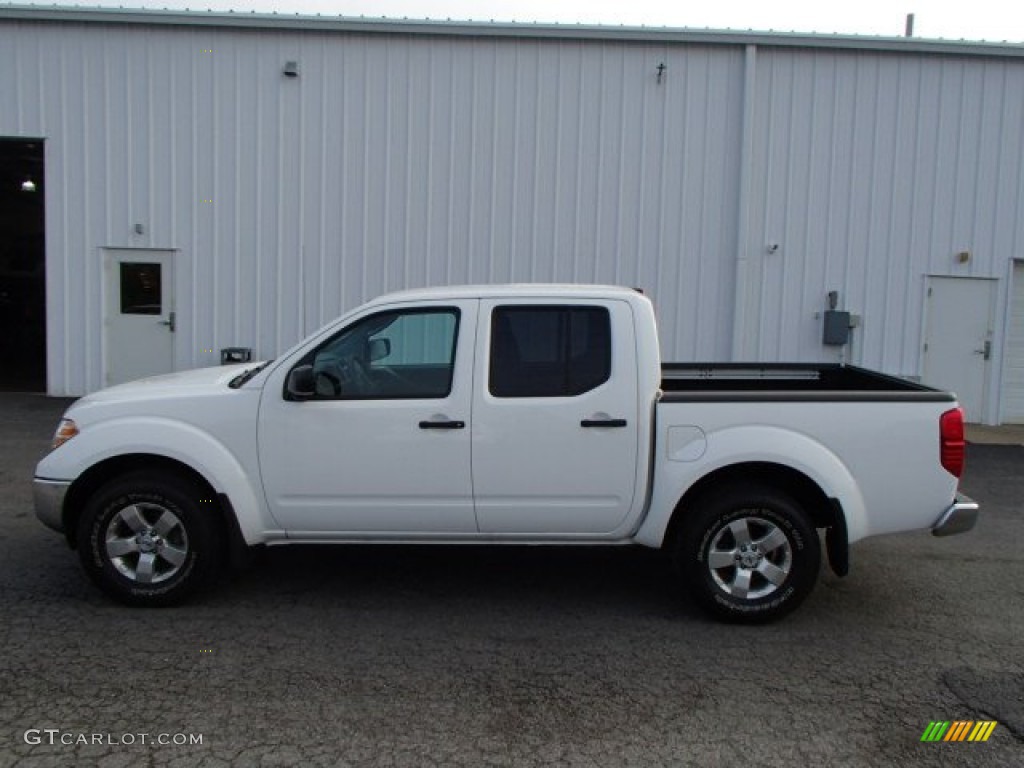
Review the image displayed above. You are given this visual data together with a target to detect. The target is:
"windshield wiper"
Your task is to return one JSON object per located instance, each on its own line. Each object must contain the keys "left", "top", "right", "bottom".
{"left": 229, "top": 360, "right": 273, "bottom": 389}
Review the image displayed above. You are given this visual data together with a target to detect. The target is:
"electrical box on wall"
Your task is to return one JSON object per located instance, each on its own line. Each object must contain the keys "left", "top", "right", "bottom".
{"left": 823, "top": 310, "right": 851, "bottom": 345}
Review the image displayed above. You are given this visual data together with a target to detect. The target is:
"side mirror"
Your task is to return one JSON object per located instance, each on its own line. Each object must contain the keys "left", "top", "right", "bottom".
{"left": 285, "top": 365, "right": 315, "bottom": 400}
{"left": 367, "top": 338, "right": 391, "bottom": 363}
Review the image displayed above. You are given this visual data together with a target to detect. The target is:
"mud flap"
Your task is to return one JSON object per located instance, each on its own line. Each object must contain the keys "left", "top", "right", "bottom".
{"left": 825, "top": 499, "right": 849, "bottom": 577}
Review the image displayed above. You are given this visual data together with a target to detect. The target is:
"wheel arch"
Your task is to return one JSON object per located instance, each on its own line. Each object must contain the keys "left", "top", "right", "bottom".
{"left": 62, "top": 454, "right": 249, "bottom": 567}
{"left": 662, "top": 462, "right": 849, "bottom": 576}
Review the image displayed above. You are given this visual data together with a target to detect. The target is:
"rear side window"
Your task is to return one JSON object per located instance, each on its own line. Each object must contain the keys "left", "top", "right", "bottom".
{"left": 489, "top": 306, "right": 611, "bottom": 398}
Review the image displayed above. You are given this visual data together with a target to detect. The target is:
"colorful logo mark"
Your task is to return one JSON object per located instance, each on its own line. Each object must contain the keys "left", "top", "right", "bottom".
{"left": 921, "top": 721, "right": 997, "bottom": 742}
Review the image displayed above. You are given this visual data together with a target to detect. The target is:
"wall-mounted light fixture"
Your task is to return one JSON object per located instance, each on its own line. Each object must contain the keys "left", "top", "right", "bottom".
{"left": 20, "top": 177, "right": 36, "bottom": 192}
{"left": 283, "top": 61, "right": 299, "bottom": 78}
{"left": 956, "top": 250, "right": 971, "bottom": 264}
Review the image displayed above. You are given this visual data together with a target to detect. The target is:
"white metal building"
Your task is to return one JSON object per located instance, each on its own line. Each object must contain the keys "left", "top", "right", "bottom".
{"left": 1, "top": 6, "right": 1024, "bottom": 423}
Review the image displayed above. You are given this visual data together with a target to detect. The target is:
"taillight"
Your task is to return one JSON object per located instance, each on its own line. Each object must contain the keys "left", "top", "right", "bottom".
{"left": 940, "top": 407, "right": 965, "bottom": 478}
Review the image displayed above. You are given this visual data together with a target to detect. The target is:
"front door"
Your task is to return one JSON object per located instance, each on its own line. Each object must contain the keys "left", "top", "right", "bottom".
{"left": 104, "top": 249, "right": 175, "bottom": 386}
{"left": 472, "top": 299, "right": 640, "bottom": 535}
{"left": 922, "top": 276, "right": 996, "bottom": 422}
{"left": 258, "top": 300, "right": 478, "bottom": 535}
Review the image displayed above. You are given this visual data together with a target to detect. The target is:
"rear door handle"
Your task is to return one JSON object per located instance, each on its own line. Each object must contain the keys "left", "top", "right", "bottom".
{"left": 419, "top": 420, "right": 466, "bottom": 430}
{"left": 581, "top": 418, "right": 628, "bottom": 428}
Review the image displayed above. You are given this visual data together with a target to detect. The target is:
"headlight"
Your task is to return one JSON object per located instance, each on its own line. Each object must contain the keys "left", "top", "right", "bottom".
{"left": 51, "top": 418, "right": 79, "bottom": 450}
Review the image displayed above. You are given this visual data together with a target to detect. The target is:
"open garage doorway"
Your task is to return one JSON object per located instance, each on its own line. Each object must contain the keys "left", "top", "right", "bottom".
{"left": 0, "top": 139, "right": 46, "bottom": 391}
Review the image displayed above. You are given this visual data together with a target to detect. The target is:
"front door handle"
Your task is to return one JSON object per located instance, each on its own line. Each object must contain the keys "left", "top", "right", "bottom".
{"left": 158, "top": 311, "right": 176, "bottom": 333}
{"left": 581, "top": 418, "right": 628, "bottom": 428}
{"left": 419, "top": 420, "right": 465, "bottom": 430}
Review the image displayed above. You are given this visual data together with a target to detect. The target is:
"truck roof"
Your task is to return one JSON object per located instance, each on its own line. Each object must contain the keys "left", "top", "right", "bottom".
{"left": 366, "top": 283, "right": 645, "bottom": 304}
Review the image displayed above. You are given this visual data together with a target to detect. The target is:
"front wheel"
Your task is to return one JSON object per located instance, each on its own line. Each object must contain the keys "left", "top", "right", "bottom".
{"left": 77, "top": 471, "right": 222, "bottom": 606}
{"left": 674, "top": 485, "right": 821, "bottom": 623}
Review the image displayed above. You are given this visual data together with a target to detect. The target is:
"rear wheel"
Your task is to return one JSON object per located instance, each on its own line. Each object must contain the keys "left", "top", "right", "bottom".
{"left": 77, "top": 471, "right": 222, "bottom": 606}
{"left": 674, "top": 484, "right": 820, "bottom": 623}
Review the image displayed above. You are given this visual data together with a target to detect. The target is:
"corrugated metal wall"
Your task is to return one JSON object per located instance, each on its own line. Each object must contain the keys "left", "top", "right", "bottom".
{"left": 743, "top": 48, "right": 1024, "bottom": 380}
{"left": 0, "top": 20, "right": 742, "bottom": 395}
{"left": 1, "top": 16, "right": 1023, "bottom": 423}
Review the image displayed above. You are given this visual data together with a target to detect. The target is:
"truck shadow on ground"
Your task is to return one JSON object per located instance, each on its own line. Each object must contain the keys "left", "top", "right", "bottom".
{"left": 224, "top": 544, "right": 694, "bottom": 618}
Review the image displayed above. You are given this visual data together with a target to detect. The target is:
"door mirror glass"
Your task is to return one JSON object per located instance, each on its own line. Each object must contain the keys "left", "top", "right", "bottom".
{"left": 285, "top": 365, "right": 315, "bottom": 400}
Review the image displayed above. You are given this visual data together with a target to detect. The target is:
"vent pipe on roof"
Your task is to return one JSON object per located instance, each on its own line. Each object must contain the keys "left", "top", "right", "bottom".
{"left": 905, "top": 13, "right": 915, "bottom": 37}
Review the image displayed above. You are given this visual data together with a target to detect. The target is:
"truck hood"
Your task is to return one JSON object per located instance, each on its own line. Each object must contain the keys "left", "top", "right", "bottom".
{"left": 72, "top": 363, "right": 261, "bottom": 407}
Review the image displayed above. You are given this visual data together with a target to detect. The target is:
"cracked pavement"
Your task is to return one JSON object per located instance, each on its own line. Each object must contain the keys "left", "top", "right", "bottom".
{"left": 0, "top": 393, "right": 1021, "bottom": 767}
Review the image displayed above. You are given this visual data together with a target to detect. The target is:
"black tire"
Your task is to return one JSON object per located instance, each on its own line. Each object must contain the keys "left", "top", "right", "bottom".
{"left": 674, "top": 484, "right": 820, "bottom": 623}
{"left": 76, "top": 470, "right": 223, "bottom": 606}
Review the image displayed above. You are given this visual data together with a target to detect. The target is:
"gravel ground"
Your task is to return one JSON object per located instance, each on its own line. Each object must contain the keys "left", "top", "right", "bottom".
{"left": 0, "top": 393, "right": 1020, "bottom": 767}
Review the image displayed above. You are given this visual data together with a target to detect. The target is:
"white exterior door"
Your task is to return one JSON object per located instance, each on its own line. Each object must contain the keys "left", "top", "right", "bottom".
{"left": 472, "top": 299, "right": 640, "bottom": 535}
{"left": 104, "top": 249, "right": 175, "bottom": 386}
{"left": 922, "top": 276, "right": 995, "bottom": 422}
{"left": 258, "top": 300, "right": 477, "bottom": 535}
{"left": 1002, "top": 262, "right": 1024, "bottom": 423}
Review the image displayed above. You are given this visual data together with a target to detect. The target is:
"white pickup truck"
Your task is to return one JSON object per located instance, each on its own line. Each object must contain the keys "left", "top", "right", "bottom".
{"left": 34, "top": 285, "right": 978, "bottom": 622}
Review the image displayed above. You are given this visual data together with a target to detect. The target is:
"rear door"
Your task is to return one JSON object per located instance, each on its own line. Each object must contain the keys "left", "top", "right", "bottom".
{"left": 472, "top": 299, "right": 640, "bottom": 534}
{"left": 922, "top": 276, "right": 995, "bottom": 422}
{"left": 104, "top": 249, "right": 175, "bottom": 385}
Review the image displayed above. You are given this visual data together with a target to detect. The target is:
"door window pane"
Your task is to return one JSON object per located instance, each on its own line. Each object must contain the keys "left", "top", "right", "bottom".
{"left": 120, "top": 263, "right": 161, "bottom": 315}
{"left": 307, "top": 308, "right": 459, "bottom": 399}
{"left": 489, "top": 306, "right": 611, "bottom": 397}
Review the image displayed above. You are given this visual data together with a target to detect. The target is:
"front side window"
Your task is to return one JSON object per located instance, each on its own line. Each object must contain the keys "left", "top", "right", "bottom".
{"left": 489, "top": 306, "right": 611, "bottom": 397}
{"left": 304, "top": 308, "right": 459, "bottom": 399}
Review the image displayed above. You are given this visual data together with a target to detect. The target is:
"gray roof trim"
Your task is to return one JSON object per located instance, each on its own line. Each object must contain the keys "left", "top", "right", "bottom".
{"left": 3, "top": 5, "right": 1024, "bottom": 58}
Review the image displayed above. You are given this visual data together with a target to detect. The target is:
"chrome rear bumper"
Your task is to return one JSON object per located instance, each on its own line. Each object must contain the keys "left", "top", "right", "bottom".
{"left": 932, "top": 494, "right": 979, "bottom": 537}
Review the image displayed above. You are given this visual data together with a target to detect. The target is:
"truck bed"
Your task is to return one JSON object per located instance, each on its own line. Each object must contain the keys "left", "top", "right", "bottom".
{"left": 660, "top": 364, "right": 955, "bottom": 402}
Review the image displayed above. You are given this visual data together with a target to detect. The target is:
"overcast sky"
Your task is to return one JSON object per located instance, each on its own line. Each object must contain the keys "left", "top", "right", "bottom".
{"left": 13, "top": 0, "right": 1024, "bottom": 42}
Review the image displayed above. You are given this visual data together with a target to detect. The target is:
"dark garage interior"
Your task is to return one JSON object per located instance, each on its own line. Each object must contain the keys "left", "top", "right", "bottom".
{"left": 0, "top": 139, "right": 46, "bottom": 392}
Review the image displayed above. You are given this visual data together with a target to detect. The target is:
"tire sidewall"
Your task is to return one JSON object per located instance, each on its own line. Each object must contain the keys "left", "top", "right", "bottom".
{"left": 682, "top": 489, "right": 820, "bottom": 622}
{"left": 78, "top": 474, "right": 216, "bottom": 606}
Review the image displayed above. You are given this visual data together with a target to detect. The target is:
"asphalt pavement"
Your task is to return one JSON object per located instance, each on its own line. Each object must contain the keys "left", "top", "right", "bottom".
{"left": 0, "top": 393, "right": 1021, "bottom": 767}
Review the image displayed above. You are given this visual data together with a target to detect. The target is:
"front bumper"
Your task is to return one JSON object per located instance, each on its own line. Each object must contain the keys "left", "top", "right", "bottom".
{"left": 33, "top": 478, "right": 70, "bottom": 533}
{"left": 931, "top": 494, "right": 979, "bottom": 537}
